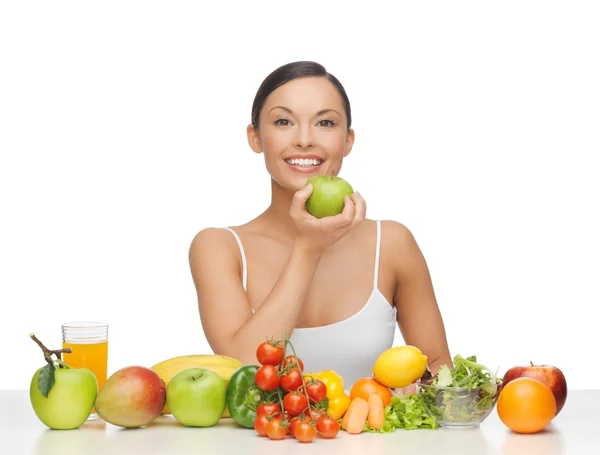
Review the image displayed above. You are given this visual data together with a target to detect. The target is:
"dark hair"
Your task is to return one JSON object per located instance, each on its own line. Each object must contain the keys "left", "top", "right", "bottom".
{"left": 251, "top": 61, "right": 352, "bottom": 130}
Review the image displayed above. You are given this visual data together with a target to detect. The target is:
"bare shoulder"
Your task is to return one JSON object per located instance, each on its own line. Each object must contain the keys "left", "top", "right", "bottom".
{"left": 190, "top": 226, "right": 233, "bottom": 254}
{"left": 380, "top": 220, "right": 418, "bottom": 248}
{"left": 378, "top": 220, "right": 427, "bottom": 272}
{"left": 188, "top": 226, "right": 242, "bottom": 272}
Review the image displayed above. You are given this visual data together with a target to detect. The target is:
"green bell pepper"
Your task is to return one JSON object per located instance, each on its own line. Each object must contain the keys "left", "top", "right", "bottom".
{"left": 227, "top": 365, "right": 265, "bottom": 428}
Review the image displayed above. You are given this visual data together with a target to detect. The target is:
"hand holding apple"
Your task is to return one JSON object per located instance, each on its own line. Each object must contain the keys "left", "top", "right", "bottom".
{"left": 305, "top": 173, "right": 354, "bottom": 218}
{"left": 502, "top": 361, "right": 567, "bottom": 415}
{"left": 29, "top": 333, "right": 98, "bottom": 430}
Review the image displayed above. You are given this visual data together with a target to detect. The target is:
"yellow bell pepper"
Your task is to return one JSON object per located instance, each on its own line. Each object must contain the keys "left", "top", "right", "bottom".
{"left": 304, "top": 370, "right": 352, "bottom": 420}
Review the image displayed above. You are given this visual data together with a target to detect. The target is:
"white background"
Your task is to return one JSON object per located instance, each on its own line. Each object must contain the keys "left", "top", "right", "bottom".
{"left": 1, "top": 1, "right": 598, "bottom": 391}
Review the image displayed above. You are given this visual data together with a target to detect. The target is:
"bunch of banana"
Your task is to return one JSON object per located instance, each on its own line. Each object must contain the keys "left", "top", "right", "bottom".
{"left": 150, "top": 354, "right": 244, "bottom": 417}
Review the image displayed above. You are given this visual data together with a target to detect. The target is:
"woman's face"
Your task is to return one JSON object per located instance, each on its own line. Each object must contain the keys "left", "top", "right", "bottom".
{"left": 248, "top": 76, "right": 355, "bottom": 192}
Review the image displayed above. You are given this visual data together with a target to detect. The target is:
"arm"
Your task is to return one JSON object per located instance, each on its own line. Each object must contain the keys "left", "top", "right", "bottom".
{"left": 389, "top": 221, "right": 453, "bottom": 376}
{"left": 189, "top": 227, "right": 322, "bottom": 365}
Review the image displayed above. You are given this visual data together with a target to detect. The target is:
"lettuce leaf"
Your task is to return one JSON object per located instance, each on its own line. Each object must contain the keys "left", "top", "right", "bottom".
{"left": 420, "top": 354, "right": 501, "bottom": 423}
{"left": 362, "top": 394, "right": 439, "bottom": 433}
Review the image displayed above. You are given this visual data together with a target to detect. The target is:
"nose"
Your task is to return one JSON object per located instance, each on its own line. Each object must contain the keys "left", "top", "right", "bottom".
{"left": 294, "top": 124, "right": 315, "bottom": 149}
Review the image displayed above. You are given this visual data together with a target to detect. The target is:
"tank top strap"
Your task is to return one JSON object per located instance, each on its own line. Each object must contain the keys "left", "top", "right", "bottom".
{"left": 222, "top": 227, "right": 247, "bottom": 291}
{"left": 374, "top": 219, "right": 382, "bottom": 289}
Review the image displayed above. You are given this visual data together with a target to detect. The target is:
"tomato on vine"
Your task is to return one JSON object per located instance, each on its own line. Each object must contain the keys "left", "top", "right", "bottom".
{"left": 266, "top": 417, "right": 287, "bottom": 440}
{"left": 256, "top": 402, "right": 280, "bottom": 416}
{"left": 255, "top": 364, "right": 280, "bottom": 391}
{"left": 303, "top": 408, "right": 326, "bottom": 422}
{"left": 280, "top": 368, "right": 303, "bottom": 392}
{"left": 306, "top": 379, "right": 326, "bottom": 402}
{"left": 254, "top": 413, "right": 270, "bottom": 437}
{"left": 316, "top": 416, "right": 340, "bottom": 439}
{"left": 283, "top": 391, "right": 308, "bottom": 416}
{"left": 293, "top": 421, "right": 317, "bottom": 443}
{"left": 256, "top": 340, "right": 284, "bottom": 366}
{"left": 289, "top": 416, "right": 303, "bottom": 435}
{"left": 283, "top": 355, "right": 304, "bottom": 371}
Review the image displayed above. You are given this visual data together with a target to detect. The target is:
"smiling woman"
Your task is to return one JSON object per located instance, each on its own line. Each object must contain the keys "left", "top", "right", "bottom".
{"left": 188, "top": 61, "right": 453, "bottom": 389}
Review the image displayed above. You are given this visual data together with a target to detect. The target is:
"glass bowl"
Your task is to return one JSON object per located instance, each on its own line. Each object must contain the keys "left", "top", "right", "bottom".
{"left": 416, "top": 380, "right": 502, "bottom": 428}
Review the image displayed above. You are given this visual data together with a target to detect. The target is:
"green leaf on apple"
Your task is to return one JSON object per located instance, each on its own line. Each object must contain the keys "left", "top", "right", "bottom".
{"left": 38, "top": 363, "right": 56, "bottom": 397}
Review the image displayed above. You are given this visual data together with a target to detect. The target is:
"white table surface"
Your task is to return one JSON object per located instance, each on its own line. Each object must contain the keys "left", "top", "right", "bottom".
{"left": 3, "top": 389, "right": 598, "bottom": 455}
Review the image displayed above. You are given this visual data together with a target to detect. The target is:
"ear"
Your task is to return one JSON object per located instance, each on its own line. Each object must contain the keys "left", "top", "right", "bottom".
{"left": 343, "top": 128, "right": 355, "bottom": 158}
{"left": 247, "top": 124, "right": 263, "bottom": 154}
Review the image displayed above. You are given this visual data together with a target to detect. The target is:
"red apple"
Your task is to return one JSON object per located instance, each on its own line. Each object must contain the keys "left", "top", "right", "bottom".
{"left": 502, "top": 362, "right": 567, "bottom": 415}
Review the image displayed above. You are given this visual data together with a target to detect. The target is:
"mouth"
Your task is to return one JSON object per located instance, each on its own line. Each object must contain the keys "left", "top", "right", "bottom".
{"left": 284, "top": 157, "right": 325, "bottom": 173}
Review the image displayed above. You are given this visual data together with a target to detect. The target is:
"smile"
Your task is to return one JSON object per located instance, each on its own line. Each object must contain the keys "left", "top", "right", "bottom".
{"left": 284, "top": 158, "right": 324, "bottom": 167}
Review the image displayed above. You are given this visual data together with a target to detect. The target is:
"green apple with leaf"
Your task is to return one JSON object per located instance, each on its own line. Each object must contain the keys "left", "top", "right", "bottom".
{"left": 305, "top": 173, "right": 355, "bottom": 218}
{"left": 29, "top": 333, "right": 98, "bottom": 430}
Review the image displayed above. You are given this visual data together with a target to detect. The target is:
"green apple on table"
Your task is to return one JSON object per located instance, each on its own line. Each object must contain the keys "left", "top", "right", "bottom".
{"left": 166, "top": 367, "right": 227, "bottom": 427}
{"left": 29, "top": 334, "right": 98, "bottom": 430}
{"left": 305, "top": 174, "right": 354, "bottom": 218}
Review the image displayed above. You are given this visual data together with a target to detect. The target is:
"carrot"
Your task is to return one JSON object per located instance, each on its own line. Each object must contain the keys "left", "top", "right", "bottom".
{"left": 341, "top": 406, "right": 350, "bottom": 430}
{"left": 367, "top": 394, "right": 385, "bottom": 430}
{"left": 344, "top": 397, "right": 370, "bottom": 434}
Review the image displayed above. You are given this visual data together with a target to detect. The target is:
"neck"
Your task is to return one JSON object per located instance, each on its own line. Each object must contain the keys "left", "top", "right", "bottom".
{"left": 259, "top": 178, "right": 300, "bottom": 241}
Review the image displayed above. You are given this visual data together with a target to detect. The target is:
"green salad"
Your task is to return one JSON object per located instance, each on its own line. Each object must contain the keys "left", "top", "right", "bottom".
{"left": 418, "top": 354, "right": 501, "bottom": 424}
{"left": 363, "top": 394, "right": 439, "bottom": 433}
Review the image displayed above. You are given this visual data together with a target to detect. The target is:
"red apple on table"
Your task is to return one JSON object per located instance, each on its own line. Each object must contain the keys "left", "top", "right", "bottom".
{"left": 502, "top": 362, "right": 567, "bottom": 415}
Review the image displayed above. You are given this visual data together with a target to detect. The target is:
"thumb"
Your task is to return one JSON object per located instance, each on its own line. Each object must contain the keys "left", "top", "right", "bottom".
{"left": 290, "top": 183, "right": 314, "bottom": 214}
{"left": 293, "top": 183, "right": 313, "bottom": 204}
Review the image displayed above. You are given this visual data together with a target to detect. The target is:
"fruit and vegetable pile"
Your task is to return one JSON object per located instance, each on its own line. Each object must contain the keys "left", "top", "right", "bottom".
{"left": 28, "top": 333, "right": 568, "bottom": 441}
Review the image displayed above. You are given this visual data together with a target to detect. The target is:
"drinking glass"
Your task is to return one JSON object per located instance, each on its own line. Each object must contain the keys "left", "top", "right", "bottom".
{"left": 61, "top": 321, "right": 109, "bottom": 419}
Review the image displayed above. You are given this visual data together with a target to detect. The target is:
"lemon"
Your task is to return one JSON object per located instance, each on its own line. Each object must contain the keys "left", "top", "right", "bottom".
{"left": 372, "top": 346, "right": 429, "bottom": 388}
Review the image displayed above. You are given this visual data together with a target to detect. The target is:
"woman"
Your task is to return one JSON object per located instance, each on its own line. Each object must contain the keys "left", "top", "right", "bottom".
{"left": 189, "top": 61, "right": 452, "bottom": 391}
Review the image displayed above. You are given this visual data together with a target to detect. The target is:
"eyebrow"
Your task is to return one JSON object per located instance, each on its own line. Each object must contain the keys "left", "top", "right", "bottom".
{"left": 268, "top": 106, "right": 341, "bottom": 117}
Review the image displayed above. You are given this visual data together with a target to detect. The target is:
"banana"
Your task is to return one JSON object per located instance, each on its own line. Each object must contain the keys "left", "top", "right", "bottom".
{"left": 150, "top": 354, "right": 244, "bottom": 418}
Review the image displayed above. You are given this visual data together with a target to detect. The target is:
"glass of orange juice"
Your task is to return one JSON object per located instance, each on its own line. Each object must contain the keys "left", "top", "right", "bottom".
{"left": 62, "top": 321, "right": 109, "bottom": 420}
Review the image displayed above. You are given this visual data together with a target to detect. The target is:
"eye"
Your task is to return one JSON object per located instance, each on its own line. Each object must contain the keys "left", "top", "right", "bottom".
{"left": 274, "top": 118, "right": 291, "bottom": 126}
{"left": 317, "top": 119, "right": 335, "bottom": 127}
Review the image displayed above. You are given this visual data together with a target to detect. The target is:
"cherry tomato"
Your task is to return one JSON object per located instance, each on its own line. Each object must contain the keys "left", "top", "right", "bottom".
{"left": 256, "top": 341, "right": 284, "bottom": 366}
{"left": 316, "top": 416, "right": 340, "bottom": 439}
{"left": 280, "top": 368, "right": 303, "bottom": 392}
{"left": 294, "top": 421, "right": 317, "bottom": 443}
{"left": 254, "top": 413, "right": 270, "bottom": 437}
{"left": 283, "top": 355, "right": 304, "bottom": 371}
{"left": 303, "top": 408, "right": 326, "bottom": 422}
{"left": 266, "top": 417, "right": 287, "bottom": 440}
{"left": 306, "top": 380, "right": 327, "bottom": 402}
{"left": 257, "top": 402, "right": 280, "bottom": 416}
{"left": 289, "top": 416, "right": 303, "bottom": 435}
{"left": 255, "top": 365, "right": 280, "bottom": 391}
{"left": 280, "top": 411, "right": 292, "bottom": 423}
{"left": 283, "top": 391, "right": 309, "bottom": 416}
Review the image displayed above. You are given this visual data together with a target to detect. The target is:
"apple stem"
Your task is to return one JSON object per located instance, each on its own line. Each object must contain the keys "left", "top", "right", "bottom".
{"left": 530, "top": 361, "right": 534, "bottom": 367}
{"left": 29, "top": 333, "right": 72, "bottom": 366}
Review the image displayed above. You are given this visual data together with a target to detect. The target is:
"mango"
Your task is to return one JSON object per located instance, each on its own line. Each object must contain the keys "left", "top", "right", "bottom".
{"left": 95, "top": 366, "right": 166, "bottom": 428}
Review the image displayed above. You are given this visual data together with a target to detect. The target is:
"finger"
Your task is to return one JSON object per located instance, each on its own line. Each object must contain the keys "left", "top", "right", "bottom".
{"left": 336, "top": 194, "right": 355, "bottom": 226}
{"left": 290, "top": 184, "right": 314, "bottom": 215}
{"left": 350, "top": 192, "right": 366, "bottom": 225}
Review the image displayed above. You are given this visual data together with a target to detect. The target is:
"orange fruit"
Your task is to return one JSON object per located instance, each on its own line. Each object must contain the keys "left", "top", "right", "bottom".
{"left": 497, "top": 377, "right": 557, "bottom": 434}
{"left": 349, "top": 378, "right": 392, "bottom": 407}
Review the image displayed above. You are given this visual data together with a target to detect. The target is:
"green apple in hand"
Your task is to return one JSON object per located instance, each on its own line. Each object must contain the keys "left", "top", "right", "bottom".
{"left": 167, "top": 367, "right": 227, "bottom": 427}
{"left": 29, "top": 334, "right": 98, "bottom": 430}
{"left": 305, "top": 174, "right": 354, "bottom": 218}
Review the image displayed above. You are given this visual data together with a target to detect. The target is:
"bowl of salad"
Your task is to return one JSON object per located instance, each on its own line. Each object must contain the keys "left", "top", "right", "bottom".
{"left": 416, "top": 354, "right": 502, "bottom": 428}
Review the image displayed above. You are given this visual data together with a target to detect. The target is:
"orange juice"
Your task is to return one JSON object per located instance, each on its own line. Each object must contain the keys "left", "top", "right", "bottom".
{"left": 62, "top": 340, "right": 108, "bottom": 390}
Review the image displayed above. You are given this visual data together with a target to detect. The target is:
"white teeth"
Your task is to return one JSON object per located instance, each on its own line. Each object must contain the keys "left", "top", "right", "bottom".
{"left": 285, "top": 158, "right": 322, "bottom": 167}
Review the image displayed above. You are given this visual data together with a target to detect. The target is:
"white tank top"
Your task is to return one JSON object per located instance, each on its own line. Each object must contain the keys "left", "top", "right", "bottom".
{"left": 223, "top": 220, "right": 397, "bottom": 391}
